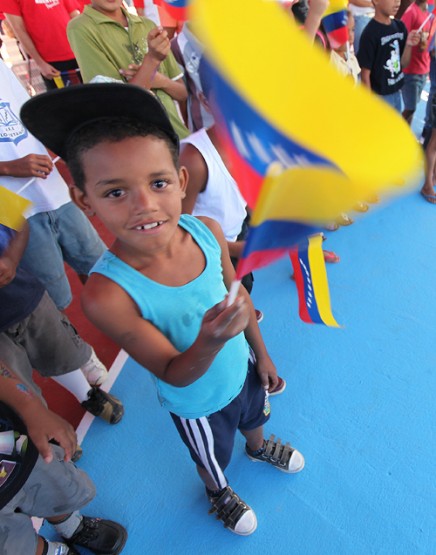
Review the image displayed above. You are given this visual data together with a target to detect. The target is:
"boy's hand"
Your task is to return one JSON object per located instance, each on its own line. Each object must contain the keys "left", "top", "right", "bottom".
{"left": 119, "top": 63, "right": 140, "bottom": 81}
{"left": 23, "top": 405, "right": 78, "bottom": 463}
{"left": 0, "top": 154, "right": 53, "bottom": 178}
{"left": 147, "top": 26, "right": 170, "bottom": 63}
{"left": 406, "top": 30, "right": 420, "bottom": 47}
{"left": 200, "top": 296, "right": 250, "bottom": 346}
{"left": 0, "top": 255, "right": 18, "bottom": 287}
{"left": 256, "top": 353, "right": 279, "bottom": 391}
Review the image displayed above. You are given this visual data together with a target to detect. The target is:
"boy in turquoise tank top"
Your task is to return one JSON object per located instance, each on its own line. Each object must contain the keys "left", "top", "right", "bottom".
{"left": 20, "top": 83, "right": 305, "bottom": 537}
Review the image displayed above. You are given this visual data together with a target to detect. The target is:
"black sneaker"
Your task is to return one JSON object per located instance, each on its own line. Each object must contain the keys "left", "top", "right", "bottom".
{"left": 208, "top": 486, "right": 257, "bottom": 535}
{"left": 65, "top": 516, "right": 127, "bottom": 555}
{"left": 81, "top": 387, "right": 124, "bottom": 424}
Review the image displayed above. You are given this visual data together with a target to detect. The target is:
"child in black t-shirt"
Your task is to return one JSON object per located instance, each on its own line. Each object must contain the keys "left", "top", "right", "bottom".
{"left": 357, "top": 0, "right": 420, "bottom": 111}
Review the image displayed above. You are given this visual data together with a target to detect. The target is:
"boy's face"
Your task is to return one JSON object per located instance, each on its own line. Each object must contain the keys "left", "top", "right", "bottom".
{"left": 373, "top": 0, "right": 401, "bottom": 17}
{"left": 71, "top": 136, "right": 187, "bottom": 257}
{"left": 91, "top": 0, "right": 123, "bottom": 15}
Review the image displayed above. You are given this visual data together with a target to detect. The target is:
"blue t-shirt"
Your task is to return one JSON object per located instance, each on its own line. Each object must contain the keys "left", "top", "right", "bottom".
{"left": 91, "top": 214, "right": 249, "bottom": 419}
{"left": 0, "top": 224, "right": 44, "bottom": 332}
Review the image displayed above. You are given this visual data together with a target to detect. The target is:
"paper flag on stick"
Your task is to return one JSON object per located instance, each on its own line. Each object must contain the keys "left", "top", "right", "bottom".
{"left": 0, "top": 186, "right": 31, "bottom": 231}
{"left": 154, "top": 0, "right": 190, "bottom": 20}
{"left": 290, "top": 234, "right": 339, "bottom": 327}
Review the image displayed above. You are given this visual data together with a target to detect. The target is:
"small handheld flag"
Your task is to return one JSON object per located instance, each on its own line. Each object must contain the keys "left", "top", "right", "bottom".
{"left": 0, "top": 186, "right": 31, "bottom": 231}
{"left": 290, "top": 234, "right": 339, "bottom": 327}
{"left": 154, "top": 0, "right": 190, "bottom": 20}
{"left": 322, "top": 0, "right": 349, "bottom": 49}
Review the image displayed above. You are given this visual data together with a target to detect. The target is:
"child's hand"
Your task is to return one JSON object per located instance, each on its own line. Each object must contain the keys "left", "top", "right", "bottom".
{"left": 407, "top": 30, "right": 420, "bottom": 47}
{"left": 256, "top": 354, "right": 279, "bottom": 391}
{"left": 200, "top": 296, "right": 250, "bottom": 346}
{"left": 24, "top": 405, "right": 78, "bottom": 463}
{"left": 2, "top": 154, "right": 53, "bottom": 178}
{"left": 147, "top": 26, "right": 170, "bottom": 63}
{"left": 119, "top": 63, "right": 140, "bottom": 81}
{"left": 0, "top": 255, "right": 18, "bottom": 287}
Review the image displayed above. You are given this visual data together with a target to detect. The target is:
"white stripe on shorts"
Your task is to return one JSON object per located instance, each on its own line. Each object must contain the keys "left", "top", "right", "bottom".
{"left": 180, "top": 416, "right": 227, "bottom": 490}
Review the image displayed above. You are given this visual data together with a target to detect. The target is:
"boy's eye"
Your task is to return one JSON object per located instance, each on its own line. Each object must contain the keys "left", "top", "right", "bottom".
{"left": 152, "top": 179, "right": 169, "bottom": 190}
{"left": 106, "top": 188, "right": 125, "bottom": 198}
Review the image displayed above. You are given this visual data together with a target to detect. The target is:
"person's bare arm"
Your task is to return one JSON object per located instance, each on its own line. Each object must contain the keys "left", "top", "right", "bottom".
{"left": 151, "top": 73, "right": 188, "bottom": 102}
{"left": 303, "top": 0, "right": 329, "bottom": 42}
{"left": 180, "top": 143, "right": 208, "bottom": 214}
{"left": 81, "top": 263, "right": 249, "bottom": 387}
{"left": 0, "top": 361, "right": 77, "bottom": 462}
{"left": 401, "top": 30, "right": 420, "bottom": 68}
{"left": 0, "top": 154, "right": 53, "bottom": 179}
{"left": 4, "top": 14, "right": 60, "bottom": 79}
{"left": 360, "top": 67, "right": 371, "bottom": 88}
{"left": 0, "top": 221, "right": 29, "bottom": 287}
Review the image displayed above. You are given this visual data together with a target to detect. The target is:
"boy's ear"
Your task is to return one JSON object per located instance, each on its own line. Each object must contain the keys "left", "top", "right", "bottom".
{"left": 178, "top": 166, "right": 189, "bottom": 199}
{"left": 69, "top": 185, "right": 95, "bottom": 216}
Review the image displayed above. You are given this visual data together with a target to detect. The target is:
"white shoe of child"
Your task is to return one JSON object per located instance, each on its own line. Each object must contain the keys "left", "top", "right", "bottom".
{"left": 81, "top": 348, "right": 108, "bottom": 386}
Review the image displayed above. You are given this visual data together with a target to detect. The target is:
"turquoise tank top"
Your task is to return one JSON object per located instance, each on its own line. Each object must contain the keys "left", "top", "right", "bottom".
{"left": 91, "top": 214, "right": 249, "bottom": 418}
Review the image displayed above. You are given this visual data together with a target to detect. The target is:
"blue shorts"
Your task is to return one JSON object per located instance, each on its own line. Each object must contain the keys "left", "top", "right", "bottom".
{"left": 170, "top": 358, "right": 270, "bottom": 490}
{"left": 20, "top": 202, "right": 106, "bottom": 310}
{"left": 401, "top": 73, "right": 428, "bottom": 112}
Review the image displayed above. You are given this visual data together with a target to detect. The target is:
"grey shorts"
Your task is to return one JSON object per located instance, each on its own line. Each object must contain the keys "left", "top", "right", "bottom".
{"left": 0, "top": 445, "right": 96, "bottom": 555}
{"left": 0, "top": 292, "right": 91, "bottom": 397}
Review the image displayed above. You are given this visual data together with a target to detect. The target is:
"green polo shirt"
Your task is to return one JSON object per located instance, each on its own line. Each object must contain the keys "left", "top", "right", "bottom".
{"left": 67, "top": 6, "right": 189, "bottom": 139}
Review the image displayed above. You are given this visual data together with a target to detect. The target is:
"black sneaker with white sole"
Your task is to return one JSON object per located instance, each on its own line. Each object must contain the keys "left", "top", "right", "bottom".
{"left": 246, "top": 434, "right": 305, "bottom": 473}
{"left": 81, "top": 387, "right": 124, "bottom": 424}
{"left": 208, "top": 486, "right": 257, "bottom": 535}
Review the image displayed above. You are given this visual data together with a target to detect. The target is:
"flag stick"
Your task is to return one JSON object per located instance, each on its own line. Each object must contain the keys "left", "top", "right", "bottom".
{"left": 16, "top": 156, "right": 60, "bottom": 195}
{"left": 418, "top": 13, "right": 432, "bottom": 32}
{"left": 227, "top": 279, "right": 241, "bottom": 306}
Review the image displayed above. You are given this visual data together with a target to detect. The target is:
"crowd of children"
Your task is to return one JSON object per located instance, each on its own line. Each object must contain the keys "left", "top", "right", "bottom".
{"left": 0, "top": 0, "right": 434, "bottom": 553}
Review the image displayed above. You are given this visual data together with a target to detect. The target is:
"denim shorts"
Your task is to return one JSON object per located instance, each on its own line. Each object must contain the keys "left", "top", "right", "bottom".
{"left": 0, "top": 445, "right": 95, "bottom": 555}
{"left": 380, "top": 90, "right": 403, "bottom": 112}
{"left": 401, "top": 73, "right": 428, "bottom": 111}
{"left": 20, "top": 202, "right": 106, "bottom": 310}
{"left": 0, "top": 292, "right": 91, "bottom": 398}
{"left": 171, "top": 358, "right": 270, "bottom": 490}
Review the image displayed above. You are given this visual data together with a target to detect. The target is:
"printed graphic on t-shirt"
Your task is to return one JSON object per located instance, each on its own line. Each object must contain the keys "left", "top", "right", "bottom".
{"left": 0, "top": 430, "right": 28, "bottom": 488}
{"left": 0, "top": 102, "right": 28, "bottom": 145}
{"left": 384, "top": 40, "right": 403, "bottom": 85}
{"left": 35, "top": 0, "right": 61, "bottom": 8}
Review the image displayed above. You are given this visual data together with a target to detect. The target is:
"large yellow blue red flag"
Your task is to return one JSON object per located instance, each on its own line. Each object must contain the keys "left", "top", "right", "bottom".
{"left": 0, "top": 186, "right": 31, "bottom": 231}
{"left": 191, "top": 0, "right": 422, "bottom": 212}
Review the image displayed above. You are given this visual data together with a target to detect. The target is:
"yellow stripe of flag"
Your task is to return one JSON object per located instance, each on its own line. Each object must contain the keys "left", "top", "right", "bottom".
{"left": 0, "top": 186, "right": 31, "bottom": 231}
{"left": 307, "top": 234, "right": 339, "bottom": 327}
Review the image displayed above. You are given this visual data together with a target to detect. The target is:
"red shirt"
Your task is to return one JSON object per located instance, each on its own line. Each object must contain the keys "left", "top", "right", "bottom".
{"left": 0, "top": 0, "right": 79, "bottom": 62}
{"left": 402, "top": 2, "right": 432, "bottom": 74}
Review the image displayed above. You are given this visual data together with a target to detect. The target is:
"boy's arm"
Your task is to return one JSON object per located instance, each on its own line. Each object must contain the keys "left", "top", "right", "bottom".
{"left": 151, "top": 73, "right": 188, "bottom": 102}
{"left": 179, "top": 143, "right": 208, "bottom": 214}
{"left": 0, "top": 154, "right": 54, "bottom": 179}
{"left": 0, "top": 361, "right": 77, "bottom": 462}
{"left": 360, "top": 67, "right": 371, "bottom": 88}
{"left": 201, "top": 217, "right": 279, "bottom": 390}
{"left": 0, "top": 221, "right": 29, "bottom": 287}
{"left": 4, "top": 14, "right": 60, "bottom": 79}
{"left": 401, "top": 30, "right": 420, "bottom": 68}
{"left": 303, "top": 0, "right": 329, "bottom": 42}
{"left": 81, "top": 261, "right": 249, "bottom": 388}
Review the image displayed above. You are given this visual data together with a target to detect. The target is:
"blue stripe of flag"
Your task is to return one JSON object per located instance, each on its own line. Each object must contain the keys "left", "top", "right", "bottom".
{"left": 322, "top": 11, "right": 348, "bottom": 34}
{"left": 296, "top": 243, "right": 323, "bottom": 324}
{"left": 244, "top": 220, "right": 320, "bottom": 254}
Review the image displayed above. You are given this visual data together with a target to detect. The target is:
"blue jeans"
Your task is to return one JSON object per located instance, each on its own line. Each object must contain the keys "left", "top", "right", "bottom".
{"left": 401, "top": 73, "right": 428, "bottom": 111}
{"left": 354, "top": 14, "right": 374, "bottom": 55}
{"left": 380, "top": 90, "right": 403, "bottom": 112}
{"left": 20, "top": 202, "right": 106, "bottom": 310}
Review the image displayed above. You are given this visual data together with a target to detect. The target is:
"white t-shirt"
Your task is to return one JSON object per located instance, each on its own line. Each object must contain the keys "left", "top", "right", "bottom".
{"left": 0, "top": 60, "right": 71, "bottom": 217}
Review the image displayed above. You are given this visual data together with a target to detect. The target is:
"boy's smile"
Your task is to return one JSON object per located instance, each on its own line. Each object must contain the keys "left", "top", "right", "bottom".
{"left": 71, "top": 135, "right": 187, "bottom": 261}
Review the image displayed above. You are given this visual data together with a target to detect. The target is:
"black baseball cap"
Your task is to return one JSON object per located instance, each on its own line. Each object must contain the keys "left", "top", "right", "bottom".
{"left": 20, "top": 83, "right": 179, "bottom": 161}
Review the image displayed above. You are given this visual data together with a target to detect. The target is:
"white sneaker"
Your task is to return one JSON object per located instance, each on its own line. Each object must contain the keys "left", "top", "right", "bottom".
{"left": 208, "top": 486, "right": 257, "bottom": 536}
{"left": 81, "top": 348, "right": 108, "bottom": 386}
